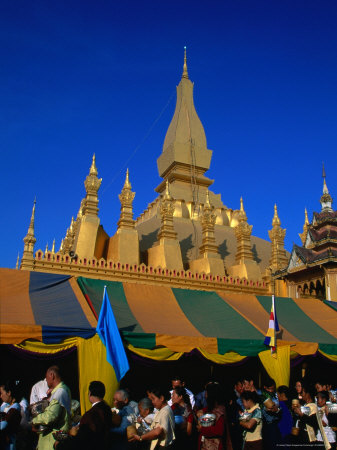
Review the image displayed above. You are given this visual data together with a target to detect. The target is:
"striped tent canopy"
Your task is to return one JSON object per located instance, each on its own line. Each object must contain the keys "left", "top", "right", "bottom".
{"left": 0, "top": 268, "right": 96, "bottom": 344}
{"left": 77, "top": 277, "right": 337, "bottom": 358}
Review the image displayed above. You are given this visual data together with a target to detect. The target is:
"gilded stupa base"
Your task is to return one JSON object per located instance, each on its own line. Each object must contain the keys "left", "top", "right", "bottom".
{"left": 107, "top": 229, "right": 140, "bottom": 266}
{"left": 189, "top": 255, "right": 225, "bottom": 277}
{"left": 147, "top": 238, "right": 183, "bottom": 271}
{"left": 228, "top": 259, "right": 262, "bottom": 281}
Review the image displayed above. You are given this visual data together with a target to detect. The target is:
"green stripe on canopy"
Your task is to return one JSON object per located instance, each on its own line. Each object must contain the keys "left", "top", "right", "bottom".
{"left": 122, "top": 331, "right": 156, "bottom": 349}
{"left": 257, "top": 296, "right": 337, "bottom": 344}
{"left": 172, "top": 288, "right": 264, "bottom": 339}
{"left": 77, "top": 278, "right": 144, "bottom": 333}
{"left": 217, "top": 338, "right": 266, "bottom": 356}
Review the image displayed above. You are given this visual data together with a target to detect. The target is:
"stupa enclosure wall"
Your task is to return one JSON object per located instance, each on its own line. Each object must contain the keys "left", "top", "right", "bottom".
{"left": 27, "top": 249, "right": 269, "bottom": 294}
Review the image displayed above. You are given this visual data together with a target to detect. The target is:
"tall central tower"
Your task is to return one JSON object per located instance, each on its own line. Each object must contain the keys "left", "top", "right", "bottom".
{"left": 156, "top": 49, "right": 216, "bottom": 211}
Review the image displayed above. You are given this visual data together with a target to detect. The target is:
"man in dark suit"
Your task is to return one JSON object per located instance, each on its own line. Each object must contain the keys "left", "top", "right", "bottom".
{"left": 57, "top": 381, "right": 112, "bottom": 450}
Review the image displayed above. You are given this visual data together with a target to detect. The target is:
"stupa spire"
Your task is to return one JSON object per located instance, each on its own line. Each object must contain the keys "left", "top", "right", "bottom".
{"left": 320, "top": 163, "right": 333, "bottom": 212}
{"left": 117, "top": 169, "right": 136, "bottom": 230}
{"left": 239, "top": 197, "right": 248, "bottom": 222}
{"left": 21, "top": 199, "right": 37, "bottom": 269}
{"left": 83, "top": 154, "right": 102, "bottom": 216}
{"left": 51, "top": 239, "right": 55, "bottom": 253}
{"left": 228, "top": 197, "right": 262, "bottom": 280}
{"left": 182, "top": 46, "right": 188, "bottom": 79}
{"left": 157, "top": 183, "right": 177, "bottom": 241}
{"left": 272, "top": 204, "right": 281, "bottom": 227}
{"left": 299, "top": 207, "right": 310, "bottom": 245}
{"left": 269, "top": 205, "right": 288, "bottom": 271}
{"left": 16, "top": 252, "right": 20, "bottom": 269}
{"left": 156, "top": 51, "right": 213, "bottom": 195}
{"left": 89, "top": 153, "right": 98, "bottom": 176}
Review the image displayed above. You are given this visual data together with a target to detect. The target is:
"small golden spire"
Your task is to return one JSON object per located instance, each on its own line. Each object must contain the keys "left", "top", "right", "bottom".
{"left": 25, "top": 199, "right": 36, "bottom": 240}
{"left": 272, "top": 204, "right": 281, "bottom": 226}
{"left": 89, "top": 153, "right": 98, "bottom": 176}
{"left": 16, "top": 252, "right": 20, "bottom": 269}
{"left": 322, "top": 162, "right": 329, "bottom": 194}
{"left": 70, "top": 217, "right": 75, "bottom": 232}
{"left": 240, "top": 197, "right": 244, "bottom": 212}
{"left": 51, "top": 239, "right": 55, "bottom": 253}
{"left": 304, "top": 208, "right": 309, "bottom": 225}
{"left": 123, "top": 168, "right": 131, "bottom": 189}
{"left": 320, "top": 163, "right": 333, "bottom": 211}
{"left": 182, "top": 46, "right": 189, "bottom": 79}
{"left": 238, "top": 197, "right": 248, "bottom": 223}
{"left": 45, "top": 242, "right": 49, "bottom": 253}
{"left": 60, "top": 239, "right": 64, "bottom": 252}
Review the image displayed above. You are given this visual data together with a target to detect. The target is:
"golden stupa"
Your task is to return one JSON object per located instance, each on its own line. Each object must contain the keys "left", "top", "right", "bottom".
{"left": 20, "top": 50, "right": 307, "bottom": 298}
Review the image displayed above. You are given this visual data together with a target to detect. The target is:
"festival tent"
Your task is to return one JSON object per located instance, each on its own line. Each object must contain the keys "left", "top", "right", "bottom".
{"left": 77, "top": 277, "right": 337, "bottom": 386}
{"left": 1, "top": 268, "right": 337, "bottom": 410}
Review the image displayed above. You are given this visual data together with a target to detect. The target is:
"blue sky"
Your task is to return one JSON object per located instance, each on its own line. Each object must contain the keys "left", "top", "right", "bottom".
{"left": 1, "top": 0, "right": 336, "bottom": 267}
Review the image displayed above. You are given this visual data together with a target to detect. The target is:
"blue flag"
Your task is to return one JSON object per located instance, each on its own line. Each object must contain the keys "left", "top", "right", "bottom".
{"left": 96, "top": 286, "right": 129, "bottom": 381}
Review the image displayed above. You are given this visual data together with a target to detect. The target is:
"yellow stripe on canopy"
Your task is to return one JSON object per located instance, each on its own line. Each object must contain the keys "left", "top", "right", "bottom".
{"left": 198, "top": 348, "right": 246, "bottom": 364}
{"left": 123, "top": 283, "right": 202, "bottom": 336}
{"left": 0, "top": 269, "right": 35, "bottom": 324}
{"left": 217, "top": 292, "right": 298, "bottom": 341}
{"left": 15, "top": 337, "right": 78, "bottom": 353}
{"left": 292, "top": 298, "right": 337, "bottom": 339}
{"left": 127, "top": 343, "right": 183, "bottom": 360}
{"left": 156, "top": 334, "right": 218, "bottom": 353}
{"left": 1, "top": 324, "right": 42, "bottom": 345}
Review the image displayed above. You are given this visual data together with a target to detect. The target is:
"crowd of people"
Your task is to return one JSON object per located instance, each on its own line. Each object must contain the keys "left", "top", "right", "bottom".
{"left": 1, "top": 366, "right": 336, "bottom": 450}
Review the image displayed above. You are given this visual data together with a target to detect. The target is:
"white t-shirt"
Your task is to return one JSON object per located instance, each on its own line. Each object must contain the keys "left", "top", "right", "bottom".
{"left": 150, "top": 405, "right": 175, "bottom": 449}
{"left": 30, "top": 379, "right": 49, "bottom": 404}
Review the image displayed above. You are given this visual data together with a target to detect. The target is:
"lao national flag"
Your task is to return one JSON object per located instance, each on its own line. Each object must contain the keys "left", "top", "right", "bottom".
{"left": 96, "top": 286, "right": 129, "bottom": 381}
{"left": 264, "top": 295, "right": 279, "bottom": 355}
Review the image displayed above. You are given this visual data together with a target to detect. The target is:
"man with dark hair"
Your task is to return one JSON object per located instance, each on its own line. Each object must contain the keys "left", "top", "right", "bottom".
{"left": 168, "top": 375, "right": 195, "bottom": 409}
{"left": 260, "top": 378, "right": 281, "bottom": 450}
{"left": 276, "top": 385, "right": 292, "bottom": 446}
{"left": 58, "top": 381, "right": 112, "bottom": 450}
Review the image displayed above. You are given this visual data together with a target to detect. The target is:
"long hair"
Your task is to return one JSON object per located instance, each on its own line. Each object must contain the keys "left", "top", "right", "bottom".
{"left": 206, "top": 382, "right": 225, "bottom": 411}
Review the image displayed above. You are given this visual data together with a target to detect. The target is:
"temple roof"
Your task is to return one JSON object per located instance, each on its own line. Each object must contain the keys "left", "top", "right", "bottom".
{"left": 292, "top": 244, "right": 337, "bottom": 265}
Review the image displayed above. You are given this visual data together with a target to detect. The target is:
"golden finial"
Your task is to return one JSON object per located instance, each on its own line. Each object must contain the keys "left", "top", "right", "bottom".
{"left": 240, "top": 197, "right": 244, "bottom": 212}
{"left": 182, "top": 46, "right": 189, "bottom": 79}
{"left": 304, "top": 208, "right": 309, "bottom": 225}
{"left": 123, "top": 168, "right": 131, "bottom": 189}
{"left": 60, "top": 239, "right": 64, "bottom": 252}
{"left": 45, "top": 242, "right": 49, "bottom": 254}
{"left": 70, "top": 217, "right": 75, "bottom": 232}
{"left": 272, "top": 204, "right": 281, "bottom": 226}
{"left": 89, "top": 153, "right": 98, "bottom": 176}
{"left": 322, "top": 162, "right": 329, "bottom": 195}
{"left": 16, "top": 252, "right": 20, "bottom": 269}
{"left": 238, "top": 197, "right": 248, "bottom": 222}
{"left": 51, "top": 239, "right": 55, "bottom": 253}
{"left": 26, "top": 198, "right": 36, "bottom": 238}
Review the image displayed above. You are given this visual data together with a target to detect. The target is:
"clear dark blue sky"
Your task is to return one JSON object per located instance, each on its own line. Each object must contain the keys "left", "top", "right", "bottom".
{"left": 1, "top": 0, "right": 336, "bottom": 267}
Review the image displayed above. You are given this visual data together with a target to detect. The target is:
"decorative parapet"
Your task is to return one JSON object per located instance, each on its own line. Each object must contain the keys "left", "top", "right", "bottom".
{"left": 25, "top": 249, "right": 269, "bottom": 294}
